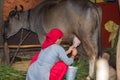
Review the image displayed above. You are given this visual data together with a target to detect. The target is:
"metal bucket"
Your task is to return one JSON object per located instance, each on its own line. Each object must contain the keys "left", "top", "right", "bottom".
{"left": 66, "top": 66, "right": 78, "bottom": 80}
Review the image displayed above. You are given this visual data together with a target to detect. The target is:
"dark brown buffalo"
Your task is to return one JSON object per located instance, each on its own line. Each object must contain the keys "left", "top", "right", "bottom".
{"left": 5, "top": 0, "right": 102, "bottom": 79}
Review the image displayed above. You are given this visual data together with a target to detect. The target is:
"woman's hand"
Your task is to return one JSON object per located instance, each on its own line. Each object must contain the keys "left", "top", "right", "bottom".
{"left": 66, "top": 45, "right": 74, "bottom": 54}
{"left": 71, "top": 48, "right": 78, "bottom": 59}
{"left": 72, "top": 48, "right": 78, "bottom": 56}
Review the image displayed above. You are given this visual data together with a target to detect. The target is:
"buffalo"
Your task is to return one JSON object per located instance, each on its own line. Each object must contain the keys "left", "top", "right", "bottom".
{"left": 5, "top": 0, "right": 102, "bottom": 79}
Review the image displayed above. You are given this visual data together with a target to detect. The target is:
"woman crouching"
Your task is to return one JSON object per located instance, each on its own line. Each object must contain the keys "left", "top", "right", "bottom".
{"left": 26, "top": 28, "right": 78, "bottom": 80}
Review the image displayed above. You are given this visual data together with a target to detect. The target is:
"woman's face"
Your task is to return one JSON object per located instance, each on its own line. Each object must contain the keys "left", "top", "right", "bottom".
{"left": 55, "top": 38, "right": 62, "bottom": 44}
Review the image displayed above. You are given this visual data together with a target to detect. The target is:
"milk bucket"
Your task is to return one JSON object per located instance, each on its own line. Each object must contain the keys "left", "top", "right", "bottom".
{"left": 66, "top": 66, "right": 78, "bottom": 80}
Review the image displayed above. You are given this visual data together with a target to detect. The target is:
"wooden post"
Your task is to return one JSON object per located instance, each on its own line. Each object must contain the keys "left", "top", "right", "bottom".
{"left": 3, "top": 42, "right": 10, "bottom": 65}
{"left": 117, "top": 28, "right": 120, "bottom": 80}
{"left": 118, "top": 0, "right": 120, "bottom": 11}
{"left": 0, "top": 0, "right": 4, "bottom": 65}
{"left": 0, "top": 0, "right": 4, "bottom": 44}
{"left": 0, "top": 0, "right": 10, "bottom": 65}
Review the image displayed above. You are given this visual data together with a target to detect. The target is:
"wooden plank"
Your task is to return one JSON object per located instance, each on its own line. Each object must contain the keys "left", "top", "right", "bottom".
{"left": 0, "top": 44, "right": 69, "bottom": 49}
{"left": 117, "top": 28, "right": 120, "bottom": 80}
{"left": 0, "top": 45, "right": 41, "bottom": 49}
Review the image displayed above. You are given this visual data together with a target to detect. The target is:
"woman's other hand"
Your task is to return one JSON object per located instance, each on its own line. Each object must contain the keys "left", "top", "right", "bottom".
{"left": 66, "top": 45, "right": 74, "bottom": 54}
{"left": 71, "top": 48, "right": 78, "bottom": 59}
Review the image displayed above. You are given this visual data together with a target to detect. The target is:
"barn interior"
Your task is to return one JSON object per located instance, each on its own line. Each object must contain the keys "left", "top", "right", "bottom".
{"left": 0, "top": 0, "right": 120, "bottom": 80}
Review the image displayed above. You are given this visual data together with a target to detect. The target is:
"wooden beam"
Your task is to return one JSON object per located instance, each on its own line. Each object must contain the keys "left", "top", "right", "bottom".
{"left": 0, "top": 44, "right": 69, "bottom": 49}
{"left": 117, "top": 28, "right": 120, "bottom": 80}
{"left": 0, "top": 44, "right": 41, "bottom": 49}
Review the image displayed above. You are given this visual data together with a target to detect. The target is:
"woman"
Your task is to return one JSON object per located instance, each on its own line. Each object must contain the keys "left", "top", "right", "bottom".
{"left": 26, "top": 28, "right": 78, "bottom": 80}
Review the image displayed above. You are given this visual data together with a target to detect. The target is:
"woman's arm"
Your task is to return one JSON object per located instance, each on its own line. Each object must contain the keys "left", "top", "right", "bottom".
{"left": 56, "top": 45, "right": 73, "bottom": 65}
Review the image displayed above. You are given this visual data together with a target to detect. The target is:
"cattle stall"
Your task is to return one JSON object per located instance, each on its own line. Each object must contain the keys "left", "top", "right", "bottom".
{"left": 1, "top": 0, "right": 120, "bottom": 80}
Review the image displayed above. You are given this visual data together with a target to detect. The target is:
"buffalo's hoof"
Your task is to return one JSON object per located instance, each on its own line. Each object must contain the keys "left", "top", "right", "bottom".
{"left": 86, "top": 76, "right": 94, "bottom": 80}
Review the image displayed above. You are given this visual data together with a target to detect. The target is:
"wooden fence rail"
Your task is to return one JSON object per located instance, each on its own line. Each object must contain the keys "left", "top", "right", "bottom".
{"left": 0, "top": 44, "right": 69, "bottom": 49}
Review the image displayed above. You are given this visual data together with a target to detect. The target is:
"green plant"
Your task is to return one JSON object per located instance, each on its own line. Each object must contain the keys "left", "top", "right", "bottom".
{"left": 70, "top": 56, "right": 89, "bottom": 80}
{"left": 0, "top": 66, "right": 26, "bottom": 80}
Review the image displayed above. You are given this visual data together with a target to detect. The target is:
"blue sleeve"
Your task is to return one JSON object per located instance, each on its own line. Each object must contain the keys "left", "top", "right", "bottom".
{"left": 55, "top": 45, "right": 73, "bottom": 65}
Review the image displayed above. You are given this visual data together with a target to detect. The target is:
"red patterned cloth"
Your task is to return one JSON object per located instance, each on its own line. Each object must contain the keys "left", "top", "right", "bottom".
{"left": 29, "top": 28, "right": 68, "bottom": 80}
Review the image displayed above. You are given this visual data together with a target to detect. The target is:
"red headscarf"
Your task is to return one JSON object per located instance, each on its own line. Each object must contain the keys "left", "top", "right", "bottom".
{"left": 41, "top": 28, "right": 63, "bottom": 49}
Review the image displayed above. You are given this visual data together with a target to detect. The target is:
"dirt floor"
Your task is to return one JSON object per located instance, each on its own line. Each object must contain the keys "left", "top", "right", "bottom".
{"left": 12, "top": 60, "right": 30, "bottom": 71}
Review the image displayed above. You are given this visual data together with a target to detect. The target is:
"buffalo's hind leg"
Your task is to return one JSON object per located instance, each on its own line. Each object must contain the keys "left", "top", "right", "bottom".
{"left": 82, "top": 33, "right": 98, "bottom": 80}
